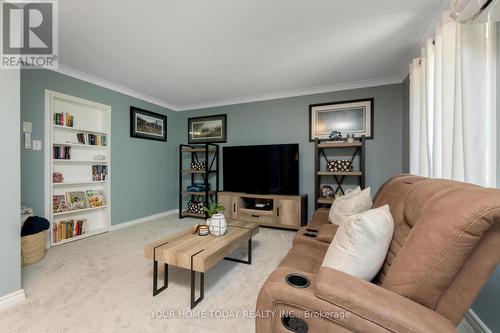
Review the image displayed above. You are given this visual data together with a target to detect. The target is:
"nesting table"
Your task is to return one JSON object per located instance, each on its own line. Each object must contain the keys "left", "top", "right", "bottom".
{"left": 144, "top": 221, "right": 259, "bottom": 308}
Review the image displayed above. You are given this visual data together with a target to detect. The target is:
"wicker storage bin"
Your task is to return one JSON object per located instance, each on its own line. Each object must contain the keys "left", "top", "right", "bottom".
{"left": 21, "top": 231, "right": 46, "bottom": 266}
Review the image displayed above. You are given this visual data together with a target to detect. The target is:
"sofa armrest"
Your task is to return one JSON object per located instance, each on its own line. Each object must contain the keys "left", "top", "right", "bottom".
{"left": 315, "top": 267, "right": 457, "bottom": 333}
{"left": 316, "top": 223, "right": 338, "bottom": 243}
{"left": 308, "top": 208, "right": 330, "bottom": 226}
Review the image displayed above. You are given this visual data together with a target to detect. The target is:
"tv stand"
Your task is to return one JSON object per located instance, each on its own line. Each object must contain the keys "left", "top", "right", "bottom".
{"left": 217, "top": 192, "right": 307, "bottom": 230}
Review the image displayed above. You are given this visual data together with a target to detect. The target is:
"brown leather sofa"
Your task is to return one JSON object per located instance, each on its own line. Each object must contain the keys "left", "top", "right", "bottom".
{"left": 256, "top": 175, "right": 500, "bottom": 333}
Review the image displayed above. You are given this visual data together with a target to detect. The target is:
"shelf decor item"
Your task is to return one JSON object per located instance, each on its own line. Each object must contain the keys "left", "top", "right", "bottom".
{"left": 204, "top": 202, "right": 226, "bottom": 237}
{"left": 320, "top": 185, "right": 335, "bottom": 198}
{"left": 329, "top": 130, "right": 343, "bottom": 141}
{"left": 53, "top": 172, "right": 64, "bottom": 183}
{"left": 206, "top": 213, "right": 227, "bottom": 237}
{"left": 187, "top": 201, "right": 205, "bottom": 214}
{"left": 187, "top": 183, "right": 210, "bottom": 192}
{"left": 188, "top": 114, "right": 227, "bottom": 144}
{"left": 190, "top": 161, "right": 206, "bottom": 171}
{"left": 327, "top": 160, "right": 353, "bottom": 172}
{"left": 310, "top": 98, "right": 373, "bottom": 141}
{"left": 130, "top": 106, "right": 167, "bottom": 142}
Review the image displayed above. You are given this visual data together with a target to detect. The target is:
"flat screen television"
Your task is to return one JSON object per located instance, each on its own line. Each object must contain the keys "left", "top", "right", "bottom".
{"left": 223, "top": 144, "right": 299, "bottom": 195}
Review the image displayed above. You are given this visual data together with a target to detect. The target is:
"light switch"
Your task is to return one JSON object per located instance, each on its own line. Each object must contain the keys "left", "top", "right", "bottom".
{"left": 23, "top": 122, "right": 32, "bottom": 133}
{"left": 32, "top": 140, "right": 42, "bottom": 151}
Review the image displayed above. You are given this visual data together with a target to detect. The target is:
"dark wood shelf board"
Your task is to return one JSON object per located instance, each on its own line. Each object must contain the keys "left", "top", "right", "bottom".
{"left": 317, "top": 197, "right": 335, "bottom": 204}
{"left": 181, "top": 191, "right": 216, "bottom": 196}
{"left": 180, "top": 211, "right": 206, "bottom": 218}
{"left": 181, "top": 169, "right": 217, "bottom": 174}
{"left": 318, "top": 142, "right": 362, "bottom": 148}
{"left": 317, "top": 171, "right": 362, "bottom": 176}
{"left": 180, "top": 147, "right": 217, "bottom": 153}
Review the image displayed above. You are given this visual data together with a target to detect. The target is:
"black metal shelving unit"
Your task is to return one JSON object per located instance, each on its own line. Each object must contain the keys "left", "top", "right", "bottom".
{"left": 314, "top": 136, "right": 365, "bottom": 209}
{"left": 179, "top": 143, "right": 220, "bottom": 219}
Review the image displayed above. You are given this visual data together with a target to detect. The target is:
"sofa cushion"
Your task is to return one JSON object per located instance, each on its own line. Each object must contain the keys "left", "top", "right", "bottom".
{"left": 279, "top": 244, "right": 328, "bottom": 275}
{"left": 322, "top": 205, "right": 394, "bottom": 281}
{"left": 328, "top": 187, "right": 372, "bottom": 224}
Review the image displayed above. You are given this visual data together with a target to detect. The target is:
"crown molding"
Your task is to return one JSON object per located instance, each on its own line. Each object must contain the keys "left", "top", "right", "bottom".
{"left": 52, "top": 65, "right": 403, "bottom": 112}
{"left": 176, "top": 75, "right": 403, "bottom": 111}
{"left": 52, "top": 65, "right": 180, "bottom": 111}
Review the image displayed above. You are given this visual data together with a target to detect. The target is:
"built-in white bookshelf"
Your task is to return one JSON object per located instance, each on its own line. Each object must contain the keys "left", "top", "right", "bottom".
{"left": 44, "top": 90, "right": 111, "bottom": 247}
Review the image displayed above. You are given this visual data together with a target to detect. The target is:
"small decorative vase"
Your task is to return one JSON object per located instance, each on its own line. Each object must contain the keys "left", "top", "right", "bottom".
{"left": 206, "top": 213, "right": 227, "bottom": 236}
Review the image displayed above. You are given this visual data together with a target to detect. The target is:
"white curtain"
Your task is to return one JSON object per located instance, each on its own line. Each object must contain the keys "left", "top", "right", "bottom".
{"left": 409, "top": 12, "right": 496, "bottom": 187}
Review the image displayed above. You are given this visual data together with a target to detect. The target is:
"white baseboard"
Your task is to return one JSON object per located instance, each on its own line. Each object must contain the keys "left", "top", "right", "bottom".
{"left": 0, "top": 290, "right": 25, "bottom": 312}
{"left": 110, "top": 209, "right": 178, "bottom": 231}
{"left": 463, "top": 309, "right": 492, "bottom": 333}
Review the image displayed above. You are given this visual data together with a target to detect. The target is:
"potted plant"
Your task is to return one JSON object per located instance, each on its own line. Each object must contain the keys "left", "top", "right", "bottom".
{"left": 203, "top": 203, "right": 227, "bottom": 236}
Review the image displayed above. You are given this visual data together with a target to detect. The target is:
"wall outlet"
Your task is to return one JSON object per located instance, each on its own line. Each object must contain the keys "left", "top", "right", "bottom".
{"left": 32, "top": 140, "right": 42, "bottom": 151}
{"left": 24, "top": 133, "right": 32, "bottom": 149}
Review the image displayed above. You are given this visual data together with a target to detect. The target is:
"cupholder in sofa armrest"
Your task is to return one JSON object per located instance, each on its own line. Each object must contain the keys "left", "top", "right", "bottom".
{"left": 281, "top": 314, "right": 309, "bottom": 333}
{"left": 305, "top": 228, "right": 318, "bottom": 233}
{"left": 303, "top": 233, "right": 317, "bottom": 238}
{"left": 286, "top": 274, "right": 310, "bottom": 288}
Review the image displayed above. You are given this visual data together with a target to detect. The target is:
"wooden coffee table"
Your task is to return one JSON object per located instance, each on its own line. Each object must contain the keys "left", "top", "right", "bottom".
{"left": 144, "top": 221, "right": 259, "bottom": 308}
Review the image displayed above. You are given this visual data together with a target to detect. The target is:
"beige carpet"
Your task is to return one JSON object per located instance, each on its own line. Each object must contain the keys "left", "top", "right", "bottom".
{"left": 0, "top": 214, "right": 295, "bottom": 333}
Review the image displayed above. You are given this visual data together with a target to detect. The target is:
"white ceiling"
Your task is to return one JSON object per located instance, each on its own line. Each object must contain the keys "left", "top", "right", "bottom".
{"left": 58, "top": 0, "right": 445, "bottom": 111}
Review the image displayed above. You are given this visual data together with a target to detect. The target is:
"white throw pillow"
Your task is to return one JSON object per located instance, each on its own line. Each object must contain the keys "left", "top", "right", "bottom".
{"left": 321, "top": 205, "right": 394, "bottom": 281}
{"left": 328, "top": 187, "right": 372, "bottom": 224}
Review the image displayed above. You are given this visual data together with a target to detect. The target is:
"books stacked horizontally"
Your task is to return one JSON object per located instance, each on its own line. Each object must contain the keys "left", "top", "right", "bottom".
{"left": 53, "top": 112, "right": 74, "bottom": 127}
{"left": 53, "top": 219, "right": 88, "bottom": 242}
{"left": 92, "top": 165, "right": 108, "bottom": 181}
{"left": 77, "top": 133, "right": 107, "bottom": 146}
{"left": 53, "top": 146, "right": 71, "bottom": 159}
{"left": 53, "top": 190, "right": 106, "bottom": 213}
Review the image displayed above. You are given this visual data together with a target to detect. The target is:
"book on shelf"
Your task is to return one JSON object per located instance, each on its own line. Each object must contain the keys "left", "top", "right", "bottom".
{"left": 53, "top": 218, "right": 88, "bottom": 243}
{"left": 67, "top": 191, "right": 88, "bottom": 211}
{"left": 53, "top": 190, "right": 107, "bottom": 213}
{"left": 76, "top": 133, "right": 107, "bottom": 146}
{"left": 86, "top": 190, "right": 106, "bottom": 207}
{"left": 53, "top": 146, "right": 71, "bottom": 159}
{"left": 53, "top": 112, "right": 74, "bottom": 127}
{"left": 52, "top": 195, "right": 68, "bottom": 213}
{"left": 92, "top": 165, "right": 108, "bottom": 181}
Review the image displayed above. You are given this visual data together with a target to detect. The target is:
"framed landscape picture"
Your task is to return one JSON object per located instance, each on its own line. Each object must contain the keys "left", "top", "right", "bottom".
{"left": 130, "top": 107, "right": 167, "bottom": 141}
{"left": 309, "top": 98, "right": 373, "bottom": 141}
{"left": 188, "top": 114, "right": 227, "bottom": 144}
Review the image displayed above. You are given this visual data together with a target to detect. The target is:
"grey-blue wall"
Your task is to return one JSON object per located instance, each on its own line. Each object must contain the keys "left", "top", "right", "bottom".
{"left": 180, "top": 84, "right": 404, "bottom": 216}
{"left": 21, "top": 69, "right": 180, "bottom": 225}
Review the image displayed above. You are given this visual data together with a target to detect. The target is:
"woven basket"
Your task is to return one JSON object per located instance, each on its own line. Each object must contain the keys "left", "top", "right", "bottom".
{"left": 21, "top": 231, "right": 46, "bottom": 266}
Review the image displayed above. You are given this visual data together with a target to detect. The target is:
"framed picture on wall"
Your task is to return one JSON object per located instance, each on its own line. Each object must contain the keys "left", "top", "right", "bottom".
{"left": 130, "top": 106, "right": 167, "bottom": 141}
{"left": 188, "top": 114, "right": 227, "bottom": 144}
{"left": 309, "top": 98, "right": 373, "bottom": 141}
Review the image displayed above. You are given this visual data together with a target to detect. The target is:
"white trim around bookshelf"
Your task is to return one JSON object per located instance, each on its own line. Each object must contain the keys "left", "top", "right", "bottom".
{"left": 52, "top": 205, "right": 109, "bottom": 217}
{"left": 52, "top": 124, "right": 107, "bottom": 135}
{"left": 53, "top": 181, "right": 107, "bottom": 186}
